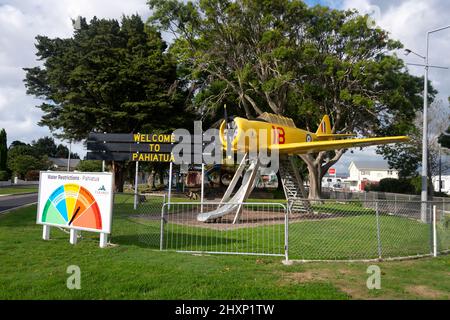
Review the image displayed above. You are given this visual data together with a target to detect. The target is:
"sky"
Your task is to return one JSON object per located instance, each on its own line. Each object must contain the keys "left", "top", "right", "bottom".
{"left": 0, "top": 0, "right": 449, "bottom": 174}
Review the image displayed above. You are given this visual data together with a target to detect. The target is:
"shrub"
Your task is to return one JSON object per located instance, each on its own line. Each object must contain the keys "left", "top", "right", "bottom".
{"left": 367, "top": 178, "right": 417, "bottom": 194}
{"left": 433, "top": 192, "right": 449, "bottom": 198}
{"left": 409, "top": 176, "right": 422, "bottom": 194}
{"left": 364, "top": 182, "right": 380, "bottom": 192}
{"left": 0, "top": 170, "right": 10, "bottom": 181}
{"left": 76, "top": 160, "right": 103, "bottom": 172}
{"left": 25, "top": 170, "right": 40, "bottom": 181}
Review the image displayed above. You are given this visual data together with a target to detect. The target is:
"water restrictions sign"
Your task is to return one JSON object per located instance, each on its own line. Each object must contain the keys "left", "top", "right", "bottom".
{"left": 36, "top": 171, "right": 114, "bottom": 247}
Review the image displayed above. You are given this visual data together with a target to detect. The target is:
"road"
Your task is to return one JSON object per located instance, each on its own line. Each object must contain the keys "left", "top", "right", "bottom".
{"left": 0, "top": 193, "right": 38, "bottom": 213}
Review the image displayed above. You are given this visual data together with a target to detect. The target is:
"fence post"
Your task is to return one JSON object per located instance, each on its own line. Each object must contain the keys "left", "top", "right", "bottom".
{"left": 133, "top": 160, "right": 139, "bottom": 210}
{"left": 284, "top": 205, "right": 289, "bottom": 263}
{"left": 394, "top": 194, "right": 397, "bottom": 215}
{"left": 433, "top": 205, "right": 437, "bottom": 257}
{"left": 200, "top": 163, "right": 205, "bottom": 214}
{"left": 160, "top": 204, "right": 165, "bottom": 251}
{"left": 168, "top": 162, "right": 173, "bottom": 210}
{"left": 375, "top": 202, "right": 382, "bottom": 259}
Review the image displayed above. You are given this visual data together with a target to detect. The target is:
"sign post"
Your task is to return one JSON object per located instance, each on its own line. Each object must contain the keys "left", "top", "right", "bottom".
{"left": 201, "top": 163, "right": 205, "bottom": 213}
{"left": 100, "top": 233, "right": 108, "bottom": 248}
{"left": 42, "top": 225, "right": 50, "bottom": 240}
{"left": 168, "top": 162, "right": 173, "bottom": 210}
{"left": 134, "top": 160, "right": 139, "bottom": 210}
{"left": 69, "top": 229, "right": 78, "bottom": 245}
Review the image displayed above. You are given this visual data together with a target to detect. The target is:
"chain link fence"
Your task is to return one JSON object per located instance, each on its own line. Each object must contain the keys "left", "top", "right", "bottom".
{"left": 110, "top": 193, "right": 449, "bottom": 261}
{"left": 322, "top": 190, "right": 450, "bottom": 211}
{"left": 161, "top": 202, "right": 287, "bottom": 257}
{"left": 288, "top": 199, "right": 449, "bottom": 261}
{"left": 436, "top": 203, "right": 450, "bottom": 254}
{"left": 111, "top": 193, "right": 165, "bottom": 249}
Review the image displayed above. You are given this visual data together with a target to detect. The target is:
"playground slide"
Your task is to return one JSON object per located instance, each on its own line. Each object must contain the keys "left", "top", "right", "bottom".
{"left": 197, "top": 157, "right": 260, "bottom": 223}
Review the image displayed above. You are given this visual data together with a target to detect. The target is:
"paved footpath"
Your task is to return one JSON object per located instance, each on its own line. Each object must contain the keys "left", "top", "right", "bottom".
{"left": 0, "top": 193, "right": 38, "bottom": 213}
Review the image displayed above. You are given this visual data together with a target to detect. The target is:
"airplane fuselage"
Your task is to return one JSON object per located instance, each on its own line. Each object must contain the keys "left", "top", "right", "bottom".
{"left": 220, "top": 117, "right": 316, "bottom": 153}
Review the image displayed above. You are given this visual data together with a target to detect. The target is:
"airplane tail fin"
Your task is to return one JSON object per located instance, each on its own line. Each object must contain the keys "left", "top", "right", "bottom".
{"left": 316, "top": 115, "right": 356, "bottom": 140}
{"left": 316, "top": 115, "right": 332, "bottom": 136}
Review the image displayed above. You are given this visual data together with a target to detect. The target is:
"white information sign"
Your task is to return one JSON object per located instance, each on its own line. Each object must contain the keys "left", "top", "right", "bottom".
{"left": 36, "top": 172, "right": 114, "bottom": 236}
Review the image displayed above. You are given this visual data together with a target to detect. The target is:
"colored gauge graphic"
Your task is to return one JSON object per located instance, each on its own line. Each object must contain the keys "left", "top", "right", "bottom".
{"left": 41, "top": 184, "right": 102, "bottom": 230}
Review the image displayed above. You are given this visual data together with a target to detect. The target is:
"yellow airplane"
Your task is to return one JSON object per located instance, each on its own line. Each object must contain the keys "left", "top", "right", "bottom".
{"left": 219, "top": 112, "right": 409, "bottom": 154}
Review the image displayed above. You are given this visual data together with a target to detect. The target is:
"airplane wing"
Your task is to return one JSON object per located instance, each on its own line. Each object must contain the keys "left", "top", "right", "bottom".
{"left": 270, "top": 136, "right": 409, "bottom": 154}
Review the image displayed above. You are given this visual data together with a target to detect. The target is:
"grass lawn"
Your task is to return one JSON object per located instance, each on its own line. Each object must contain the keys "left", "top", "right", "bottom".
{"left": 0, "top": 202, "right": 449, "bottom": 299}
{"left": 0, "top": 185, "right": 38, "bottom": 195}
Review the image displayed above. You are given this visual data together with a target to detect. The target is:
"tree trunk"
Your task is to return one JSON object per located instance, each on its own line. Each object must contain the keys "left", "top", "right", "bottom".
{"left": 147, "top": 170, "right": 155, "bottom": 190}
{"left": 158, "top": 168, "right": 164, "bottom": 186}
{"left": 307, "top": 164, "right": 322, "bottom": 199}
{"left": 148, "top": 170, "right": 156, "bottom": 189}
{"left": 300, "top": 150, "right": 346, "bottom": 199}
{"left": 276, "top": 171, "right": 284, "bottom": 193}
{"left": 112, "top": 161, "right": 125, "bottom": 193}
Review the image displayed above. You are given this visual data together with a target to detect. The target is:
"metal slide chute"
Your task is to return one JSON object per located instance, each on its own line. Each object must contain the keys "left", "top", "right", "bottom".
{"left": 196, "top": 153, "right": 260, "bottom": 223}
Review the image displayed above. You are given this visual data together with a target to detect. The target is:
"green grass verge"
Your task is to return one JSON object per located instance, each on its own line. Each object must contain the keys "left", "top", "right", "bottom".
{"left": 0, "top": 205, "right": 345, "bottom": 299}
{"left": 0, "top": 185, "right": 38, "bottom": 195}
{"left": 1, "top": 199, "right": 449, "bottom": 299}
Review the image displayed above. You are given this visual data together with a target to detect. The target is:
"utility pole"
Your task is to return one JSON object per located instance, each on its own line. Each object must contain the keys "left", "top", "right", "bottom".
{"left": 404, "top": 25, "right": 450, "bottom": 222}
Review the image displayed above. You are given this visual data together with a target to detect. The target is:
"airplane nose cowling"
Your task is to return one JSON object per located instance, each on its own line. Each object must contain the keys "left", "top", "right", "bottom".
{"left": 220, "top": 118, "right": 242, "bottom": 152}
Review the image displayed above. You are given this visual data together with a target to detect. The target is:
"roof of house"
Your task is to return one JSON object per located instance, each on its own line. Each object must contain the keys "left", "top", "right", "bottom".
{"left": 49, "top": 157, "right": 80, "bottom": 168}
{"left": 350, "top": 161, "right": 394, "bottom": 171}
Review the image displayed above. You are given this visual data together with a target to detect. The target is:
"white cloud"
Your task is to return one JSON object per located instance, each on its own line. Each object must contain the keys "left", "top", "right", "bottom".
{"left": 0, "top": 0, "right": 150, "bottom": 156}
{"left": 342, "top": 0, "right": 450, "bottom": 99}
{"left": 333, "top": 0, "right": 450, "bottom": 174}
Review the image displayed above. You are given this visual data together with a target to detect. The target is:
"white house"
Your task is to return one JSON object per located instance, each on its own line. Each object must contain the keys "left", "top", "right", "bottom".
{"left": 346, "top": 161, "right": 399, "bottom": 192}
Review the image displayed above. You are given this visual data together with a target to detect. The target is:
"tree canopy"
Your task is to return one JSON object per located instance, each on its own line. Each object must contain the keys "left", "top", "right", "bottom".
{"left": 31, "top": 137, "right": 79, "bottom": 159}
{"left": 24, "top": 14, "right": 194, "bottom": 191}
{"left": 7, "top": 142, "right": 50, "bottom": 179}
{"left": 148, "top": 0, "right": 431, "bottom": 198}
{"left": 24, "top": 14, "right": 192, "bottom": 139}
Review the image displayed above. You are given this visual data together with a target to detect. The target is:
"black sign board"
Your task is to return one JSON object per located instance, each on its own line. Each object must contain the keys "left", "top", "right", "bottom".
{"left": 86, "top": 132, "right": 213, "bottom": 163}
{"left": 87, "top": 142, "right": 175, "bottom": 153}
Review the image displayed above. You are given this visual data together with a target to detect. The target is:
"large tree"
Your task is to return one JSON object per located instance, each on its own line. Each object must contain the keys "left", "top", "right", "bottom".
{"left": 7, "top": 142, "right": 50, "bottom": 179}
{"left": 31, "top": 136, "right": 79, "bottom": 159}
{"left": 148, "top": 0, "right": 429, "bottom": 198}
{"left": 24, "top": 15, "right": 191, "bottom": 191}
